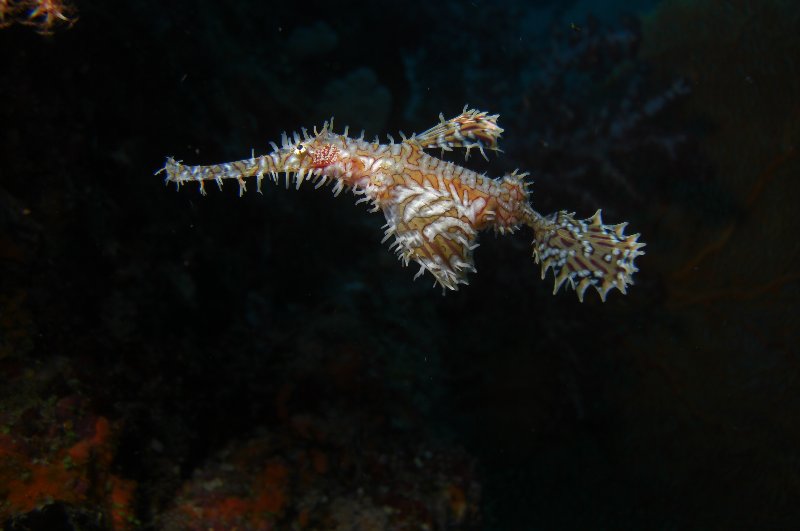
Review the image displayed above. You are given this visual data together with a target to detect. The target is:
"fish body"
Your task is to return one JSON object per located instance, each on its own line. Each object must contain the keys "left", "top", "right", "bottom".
{"left": 160, "top": 108, "right": 644, "bottom": 300}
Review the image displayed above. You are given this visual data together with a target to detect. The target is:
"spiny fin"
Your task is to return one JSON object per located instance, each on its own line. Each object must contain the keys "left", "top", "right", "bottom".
{"left": 382, "top": 182, "right": 478, "bottom": 291}
{"left": 530, "top": 209, "right": 645, "bottom": 302}
{"left": 411, "top": 106, "right": 503, "bottom": 160}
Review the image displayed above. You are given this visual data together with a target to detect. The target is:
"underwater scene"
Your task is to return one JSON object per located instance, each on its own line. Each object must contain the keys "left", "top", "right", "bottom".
{"left": 1, "top": 0, "right": 798, "bottom": 528}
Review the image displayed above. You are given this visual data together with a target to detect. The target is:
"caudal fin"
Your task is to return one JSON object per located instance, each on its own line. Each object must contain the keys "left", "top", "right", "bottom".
{"left": 530, "top": 209, "right": 645, "bottom": 302}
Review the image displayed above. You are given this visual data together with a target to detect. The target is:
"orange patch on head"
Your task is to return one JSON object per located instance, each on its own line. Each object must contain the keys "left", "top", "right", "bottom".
{"left": 311, "top": 144, "right": 339, "bottom": 168}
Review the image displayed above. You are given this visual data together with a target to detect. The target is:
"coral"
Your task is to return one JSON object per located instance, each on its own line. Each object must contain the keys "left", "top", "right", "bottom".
{"left": 161, "top": 107, "right": 644, "bottom": 301}
{"left": 160, "top": 411, "right": 480, "bottom": 530}
{"left": 0, "top": 0, "right": 76, "bottom": 34}
{"left": 0, "top": 362, "right": 135, "bottom": 529}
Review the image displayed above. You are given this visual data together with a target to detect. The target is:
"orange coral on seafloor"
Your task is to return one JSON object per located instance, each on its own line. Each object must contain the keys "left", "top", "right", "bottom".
{"left": 0, "top": 0, "right": 76, "bottom": 34}
{"left": 0, "top": 393, "right": 136, "bottom": 528}
{"left": 160, "top": 411, "right": 481, "bottom": 530}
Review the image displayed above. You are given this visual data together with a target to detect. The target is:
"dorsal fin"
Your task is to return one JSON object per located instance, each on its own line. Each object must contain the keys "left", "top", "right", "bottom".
{"left": 411, "top": 107, "right": 503, "bottom": 160}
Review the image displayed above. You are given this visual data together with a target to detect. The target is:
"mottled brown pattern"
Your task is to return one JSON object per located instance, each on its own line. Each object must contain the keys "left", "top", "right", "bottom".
{"left": 160, "top": 108, "right": 645, "bottom": 300}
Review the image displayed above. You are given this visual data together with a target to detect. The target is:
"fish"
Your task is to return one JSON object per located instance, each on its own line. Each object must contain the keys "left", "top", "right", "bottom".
{"left": 158, "top": 107, "right": 645, "bottom": 301}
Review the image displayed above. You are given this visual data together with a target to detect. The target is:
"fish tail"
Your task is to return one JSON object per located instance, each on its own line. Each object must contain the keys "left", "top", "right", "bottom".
{"left": 528, "top": 209, "right": 645, "bottom": 301}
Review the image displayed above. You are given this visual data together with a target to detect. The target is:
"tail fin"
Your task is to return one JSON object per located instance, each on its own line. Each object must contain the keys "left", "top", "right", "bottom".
{"left": 529, "top": 210, "right": 645, "bottom": 302}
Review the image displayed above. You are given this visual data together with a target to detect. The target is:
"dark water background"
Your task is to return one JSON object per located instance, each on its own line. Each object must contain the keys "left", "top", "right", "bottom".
{"left": 1, "top": 0, "right": 798, "bottom": 528}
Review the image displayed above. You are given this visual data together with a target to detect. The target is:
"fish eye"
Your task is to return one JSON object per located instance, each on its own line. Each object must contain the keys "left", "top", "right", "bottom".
{"left": 294, "top": 144, "right": 307, "bottom": 155}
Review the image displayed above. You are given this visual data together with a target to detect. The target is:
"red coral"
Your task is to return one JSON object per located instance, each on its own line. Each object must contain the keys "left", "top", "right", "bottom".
{"left": 1, "top": 415, "right": 111, "bottom": 514}
{"left": 160, "top": 412, "right": 481, "bottom": 530}
{"left": 0, "top": 387, "right": 135, "bottom": 528}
